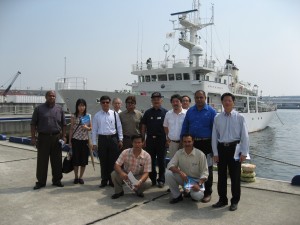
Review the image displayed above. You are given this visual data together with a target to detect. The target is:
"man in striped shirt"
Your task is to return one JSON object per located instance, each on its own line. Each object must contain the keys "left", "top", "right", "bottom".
{"left": 111, "top": 135, "right": 152, "bottom": 199}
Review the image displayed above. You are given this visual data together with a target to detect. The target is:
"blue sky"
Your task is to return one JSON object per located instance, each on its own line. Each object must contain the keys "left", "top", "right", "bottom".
{"left": 1, "top": 0, "right": 299, "bottom": 96}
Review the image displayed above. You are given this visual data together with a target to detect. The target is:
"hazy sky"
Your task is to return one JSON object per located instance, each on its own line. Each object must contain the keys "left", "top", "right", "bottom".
{"left": 1, "top": 0, "right": 299, "bottom": 96}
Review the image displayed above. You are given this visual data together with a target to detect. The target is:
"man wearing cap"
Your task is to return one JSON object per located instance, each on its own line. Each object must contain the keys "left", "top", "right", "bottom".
{"left": 141, "top": 92, "right": 168, "bottom": 188}
{"left": 181, "top": 90, "right": 216, "bottom": 203}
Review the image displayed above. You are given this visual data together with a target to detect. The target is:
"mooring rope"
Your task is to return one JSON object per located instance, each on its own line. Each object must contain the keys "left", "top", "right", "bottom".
{"left": 250, "top": 152, "right": 300, "bottom": 168}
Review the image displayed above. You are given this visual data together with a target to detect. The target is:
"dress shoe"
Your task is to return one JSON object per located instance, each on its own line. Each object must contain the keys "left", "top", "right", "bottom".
{"left": 183, "top": 191, "right": 191, "bottom": 198}
{"left": 74, "top": 178, "right": 79, "bottom": 184}
{"left": 52, "top": 181, "right": 64, "bottom": 187}
{"left": 111, "top": 191, "right": 124, "bottom": 199}
{"left": 157, "top": 181, "right": 164, "bottom": 188}
{"left": 212, "top": 201, "right": 228, "bottom": 208}
{"left": 201, "top": 195, "right": 211, "bottom": 203}
{"left": 151, "top": 181, "right": 156, "bottom": 186}
{"left": 169, "top": 194, "right": 183, "bottom": 204}
{"left": 99, "top": 180, "right": 108, "bottom": 188}
{"left": 33, "top": 182, "right": 45, "bottom": 190}
{"left": 78, "top": 179, "right": 84, "bottom": 184}
{"left": 135, "top": 192, "right": 144, "bottom": 198}
{"left": 229, "top": 203, "right": 238, "bottom": 211}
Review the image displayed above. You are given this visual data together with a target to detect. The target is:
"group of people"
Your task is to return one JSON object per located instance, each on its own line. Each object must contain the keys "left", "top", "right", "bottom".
{"left": 31, "top": 89, "right": 249, "bottom": 211}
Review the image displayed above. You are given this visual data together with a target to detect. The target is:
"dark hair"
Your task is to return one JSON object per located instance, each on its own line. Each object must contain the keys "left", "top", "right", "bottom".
{"left": 100, "top": 95, "right": 111, "bottom": 102}
{"left": 125, "top": 96, "right": 136, "bottom": 104}
{"left": 170, "top": 94, "right": 182, "bottom": 103}
{"left": 182, "top": 133, "right": 194, "bottom": 140}
{"left": 75, "top": 98, "right": 87, "bottom": 117}
{"left": 182, "top": 95, "right": 191, "bottom": 102}
{"left": 221, "top": 92, "right": 235, "bottom": 102}
{"left": 194, "top": 90, "right": 206, "bottom": 97}
{"left": 131, "top": 134, "right": 144, "bottom": 142}
{"left": 45, "top": 90, "right": 55, "bottom": 97}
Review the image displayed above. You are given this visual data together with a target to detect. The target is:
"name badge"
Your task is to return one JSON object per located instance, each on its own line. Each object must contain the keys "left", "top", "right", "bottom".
{"left": 157, "top": 117, "right": 161, "bottom": 120}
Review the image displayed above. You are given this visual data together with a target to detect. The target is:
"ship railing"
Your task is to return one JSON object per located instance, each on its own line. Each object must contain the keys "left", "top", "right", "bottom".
{"left": 0, "top": 105, "right": 34, "bottom": 115}
{"left": 56, "top": 77, "right": 87, "bottom": 90}
{"left": 131, "top": 58, "right": 218, "bottom": 71}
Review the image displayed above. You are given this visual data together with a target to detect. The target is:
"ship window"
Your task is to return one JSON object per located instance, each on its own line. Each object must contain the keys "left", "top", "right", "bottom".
{"left": 196, "top": 74, "right": 200, "bottom": 80}
{"left": 168, "top": 74, "right": 175, "bottom": 81}
{"left": 139, "top": 76, "right": 145, "bottom": 82}
{"left": 145, "top": 75, "right": 150, "bottom": 82}
{"left": 215, "top": 78, "right": 218, "bottom": 82}
{"left": 183, "top": 73, "right": 190, "bottom": 80}
{"left": 224, "top": 80, "right": 227, "bottom": 84}
{"left": 176, "top": 73, "right": 182, "bottom": 80}
{"left": 158, "top": 74, "right": 167, "bottom": 81}
{"left": 206, "top": 76, "right": 209, "bottom": 81}
{"left": 151, "top": 75, "right": 157, "bottom": 82}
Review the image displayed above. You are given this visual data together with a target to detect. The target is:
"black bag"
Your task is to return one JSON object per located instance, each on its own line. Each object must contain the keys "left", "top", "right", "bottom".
{"left": 62, "top": 153, "right": 73, "bottom": 173}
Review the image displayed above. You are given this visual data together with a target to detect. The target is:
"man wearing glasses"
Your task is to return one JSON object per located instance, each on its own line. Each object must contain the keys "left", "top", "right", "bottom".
{"left": 92, "top": 96, "right": 123, "bottom": 188}
{"left": 119, "top": 96, "right": 143, "bottom": 150}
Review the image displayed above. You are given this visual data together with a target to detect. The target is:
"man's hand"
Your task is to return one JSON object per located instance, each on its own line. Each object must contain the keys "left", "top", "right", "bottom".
{"left": 118, "top": 141, "right": 123, "bottom": 149}
{"left": 134, "top": 180, "right": 143, "bottom": 191}
{"left": 191, "top": 183, "right": 200, "bottom": 192}
{"left": 213, "top": 156, "right": 219, "bottom": 163}
{"left": 179, "top": 171, "right": 188, "bottom": 182}
{"left": 92, "top": 145, "right": 98, "bottom": 151}
{"left": 120, "top": 172, "right": 128, "bottom": 181}
{"left": 240, "top": 155, "right": 247, "bottom": 163}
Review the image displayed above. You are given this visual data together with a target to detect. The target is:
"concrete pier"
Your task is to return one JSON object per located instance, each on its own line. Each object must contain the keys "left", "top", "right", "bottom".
{"left": 0, "top": 141, "right": 300, "bottom": 225}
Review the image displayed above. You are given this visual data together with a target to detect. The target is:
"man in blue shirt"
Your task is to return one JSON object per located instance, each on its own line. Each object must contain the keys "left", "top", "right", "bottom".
{"left": 181, "top": 90, "right": 216, "bottom": 203}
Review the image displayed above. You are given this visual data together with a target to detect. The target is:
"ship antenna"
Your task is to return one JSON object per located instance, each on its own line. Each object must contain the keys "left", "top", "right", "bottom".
{"left": 210, "top": 4, "right": 214, "bottom": 63}
{"left": 136, "top": 22, "right": 139, "bottom": 69}
{"left": 140, "top": 23, "right": 143, "bottom": 70}
{"left": 64, "top": 57, "right": 67, "bottom": 83}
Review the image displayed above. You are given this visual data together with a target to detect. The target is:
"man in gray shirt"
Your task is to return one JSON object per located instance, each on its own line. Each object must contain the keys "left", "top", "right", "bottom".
{"left": 31, "top": 90, "right": 66, "bottom": 190}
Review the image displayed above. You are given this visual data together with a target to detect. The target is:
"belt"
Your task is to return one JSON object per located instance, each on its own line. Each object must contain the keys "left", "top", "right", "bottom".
{"left": 194, "top": 138, "right": 211, "bottom": 141}
{"left": 98, "top": 134, "right": 117, "bottom": 138}
{"left": 219, "top": 141, "right": 240, "bottom": 147}
{"left": 39, "top": 132, "right": 60, "bottom": 136}
{"left": 170, "top": 140, "right": 180, "bottom": 143}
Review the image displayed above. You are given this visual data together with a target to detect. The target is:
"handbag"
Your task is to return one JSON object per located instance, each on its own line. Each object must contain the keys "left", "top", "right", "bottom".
{"left": 62, "top": 152, "right": 73, "bottom": 173}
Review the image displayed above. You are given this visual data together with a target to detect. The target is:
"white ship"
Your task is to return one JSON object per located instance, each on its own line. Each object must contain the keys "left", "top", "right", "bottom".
{"left": 57, "top": 0, "right": 276, "bottom": 132}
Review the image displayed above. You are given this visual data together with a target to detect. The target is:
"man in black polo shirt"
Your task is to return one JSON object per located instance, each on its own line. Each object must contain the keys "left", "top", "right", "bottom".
{"left": 31, "top": 90, "right": 67, "bottom": 190}
{"left": 141, "top": 92, "right": 168, "bottom": 188}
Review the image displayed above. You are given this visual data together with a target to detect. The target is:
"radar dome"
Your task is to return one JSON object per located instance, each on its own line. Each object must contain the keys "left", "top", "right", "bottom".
{"left": 191, "top": 45, "right": 203, "bottom": 56}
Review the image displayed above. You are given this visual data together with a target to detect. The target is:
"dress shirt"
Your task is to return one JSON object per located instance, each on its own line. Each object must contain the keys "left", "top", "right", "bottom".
{"left": 141, "top": 107, "right": 168, "bottom": 136}
{"left": 163, "top": 109, "right": 187, "bottom": 140}
{"left": 116, "top": 148, "right": 152, "bottom": 176}
{"left": 119, "top": 109, "right": 142, "bottom": 136}
{"left": 212, "top": 110, "right": 249, "bottom": 156}
{"left": 167, "top": 148, "right": 208, "bottom": 180}
{"left": 92, "top": 109, "right": 123, "bottom": 145}
{"left": 181, "top": 104, "right": 216, "bottom": 138}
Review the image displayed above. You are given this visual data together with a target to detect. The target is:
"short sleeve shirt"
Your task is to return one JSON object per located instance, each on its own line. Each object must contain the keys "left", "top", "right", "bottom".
{"left": 141, "top": 107, "right": 168, "bottom": 136}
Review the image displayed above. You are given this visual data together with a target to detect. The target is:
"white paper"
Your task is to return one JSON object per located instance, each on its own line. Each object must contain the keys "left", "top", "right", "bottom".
{"left": 123, "top": 171, "right": 138, "bottom": 191}
{"left": 234, "top": 144, "right": 250, "bottom": 160}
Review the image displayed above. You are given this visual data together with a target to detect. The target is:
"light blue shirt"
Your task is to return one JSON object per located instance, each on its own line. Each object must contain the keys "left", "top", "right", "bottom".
{"left": 92, "top": 109, "right": 123, "bottom": 145}
{"left": 212, "top": 110, "right": 249, "bottom": 156}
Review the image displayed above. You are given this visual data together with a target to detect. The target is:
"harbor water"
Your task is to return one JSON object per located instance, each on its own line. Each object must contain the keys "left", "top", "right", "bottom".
{"left": 249, "top": 109, "right": 300, "bottom": 181}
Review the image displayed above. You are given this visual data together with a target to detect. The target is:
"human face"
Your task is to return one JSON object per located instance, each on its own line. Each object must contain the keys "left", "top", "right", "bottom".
{"left": 132, "top": 138, "right": 143, "bottom": 150}
{"left": 112, "top": 99, "right": 122, "bottom": 111}
{"left": 78, "top": 103, "right": 86, "bottom": 114}
{"left": 46, "top": 91, "right": 56, "bottom": 106}
{"left": 222, "top": 95, "right": 234, "bottom": 113}
{"left": 194, "top": 92, "right": 206, "bottom": 109}
{"left": 182, "top": 136, "right": 194, "bottom": 149}
{"left": 182, "top": 97, "right": 190, "bottom": 109}
{"left": 151, "top": 97, "right": 162, "bottom": 108}
{"left": 171, "top": 98, "right": 182, "bottom": 111}
{"left": 101, "top": 100, "right": 110, "bottom": 111}
{"left": 126, "top": 101, "right": 136, "bottom": 111}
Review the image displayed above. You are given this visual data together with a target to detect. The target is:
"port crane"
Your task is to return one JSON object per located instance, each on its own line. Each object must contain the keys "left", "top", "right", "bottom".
{"left": 1, "top": 71, "right": 21, "bottom": 96}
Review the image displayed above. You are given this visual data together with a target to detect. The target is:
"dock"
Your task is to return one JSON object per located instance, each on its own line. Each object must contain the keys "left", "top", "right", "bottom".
{"left": 0, "top": 141, "right": 299, "bottom": 225}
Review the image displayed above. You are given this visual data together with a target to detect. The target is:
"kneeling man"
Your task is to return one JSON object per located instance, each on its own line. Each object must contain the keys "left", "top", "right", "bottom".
{"left": 111, "top": 135, "right": 151, "bottom": 199}
{"left": 166, "top": 134, "right": 208, "bottom": 204}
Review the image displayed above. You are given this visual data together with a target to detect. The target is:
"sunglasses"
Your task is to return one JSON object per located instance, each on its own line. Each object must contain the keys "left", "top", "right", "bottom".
{"left": 101, "top": 101, "right": 110, "bottom": 104}
{"left": 126, "top": 101, "right": 135, "bottom": 104}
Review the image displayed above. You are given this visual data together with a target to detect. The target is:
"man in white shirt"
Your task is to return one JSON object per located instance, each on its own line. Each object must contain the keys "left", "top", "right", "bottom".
{"left": 212, "top": 92, "right": 249, "bottom": 211}
{"left": 165, "top": 134, "right": 208, "bottom": 204}
{"left": 92, "top": 96, "right": 123, "bottom": 188}
{"left": 112, "top": 97, "right": 122, "bottom": 113}
{"left": 163, "top": 94, "right": 187, "bottom": 158}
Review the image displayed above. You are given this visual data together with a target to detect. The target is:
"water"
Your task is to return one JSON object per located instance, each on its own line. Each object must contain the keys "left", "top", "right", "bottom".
{"left": 249, "top": 109, "right": 300, "bottom": 182}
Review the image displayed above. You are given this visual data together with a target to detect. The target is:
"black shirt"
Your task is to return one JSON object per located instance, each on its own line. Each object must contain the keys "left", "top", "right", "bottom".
{"left": 141, "top": 107, "right": 167, "bottom": 136}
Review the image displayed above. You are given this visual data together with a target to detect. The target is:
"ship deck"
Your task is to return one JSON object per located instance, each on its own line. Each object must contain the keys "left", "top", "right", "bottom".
{"left": 0, "top": 141, "right": 299, "bottom": 225}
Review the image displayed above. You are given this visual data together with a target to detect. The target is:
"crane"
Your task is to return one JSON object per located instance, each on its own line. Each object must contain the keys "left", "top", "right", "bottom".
{"left": 2, "top": 71, "right": 21, "bottom": 97}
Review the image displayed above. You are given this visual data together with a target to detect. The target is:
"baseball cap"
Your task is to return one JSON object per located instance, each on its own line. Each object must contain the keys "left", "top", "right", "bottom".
{"left": 151, "top": 92, "right": 162, "bottom": 98}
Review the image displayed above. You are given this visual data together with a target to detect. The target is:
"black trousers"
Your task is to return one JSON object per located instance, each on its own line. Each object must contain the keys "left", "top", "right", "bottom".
{"left": 98, "top": 135, "right": 120, "bottom": 182}
{"left": 193, "top": 140, "right": 213, "bottom": 196}
{"left": 37, "top": 134, "right": 62, "bottom": 185}
{"left": 217, "top": 143, "right": 241, "bottom": 204}
{"left": 146, "top": 136, "right": 166, "bottom": 183}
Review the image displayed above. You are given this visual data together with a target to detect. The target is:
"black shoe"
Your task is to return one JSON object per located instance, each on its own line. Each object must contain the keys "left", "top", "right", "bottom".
{"left": 108, "top": 180, "right": 114, "bottom": 187}
{"left": 151, "top": 181, "right": 156, "bottom": 186}
{"left": 99, "top": 180, "right": 108, "bottom": 188}
{"left": 135, "top": 192, "right": 144, "bottom": 198}
{"left": 33, "top": 182, "right": 45, "bottom": 190}
{"left": 212, "top": 201, "right": 228, "bottom": 208}
{"left": 111, "top": 191, "right": 124, "bottom": 199}
{"left": 52, "top": 181, "right": 64, "bottom": 187}
{"left": 157, "top": 181, "right": 164, "bottom": 188}
{"left": 169, "top": 194, "right": 183, "bottom": 204}
{"left": 74, "top": 178, "right": 79, "bottom": 184}
{"left": 167, "top": 188, "right": 171, "bottom": 192}
{"left": 78, "top": 179, "right": 84, "bottom": 184}
{"left": 183, "top": 191, "right": 191, "bottom": 198}
{"left": 229, "top": 203, "right": 238, "bottom": 211}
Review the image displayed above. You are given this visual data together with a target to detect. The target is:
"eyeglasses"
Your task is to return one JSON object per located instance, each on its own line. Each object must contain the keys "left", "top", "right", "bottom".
{"left": 126, "top": 102, "right": 135, "bottom": 104}
{"left": 101, "top": 101, "right": 110, "bottom": 104}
